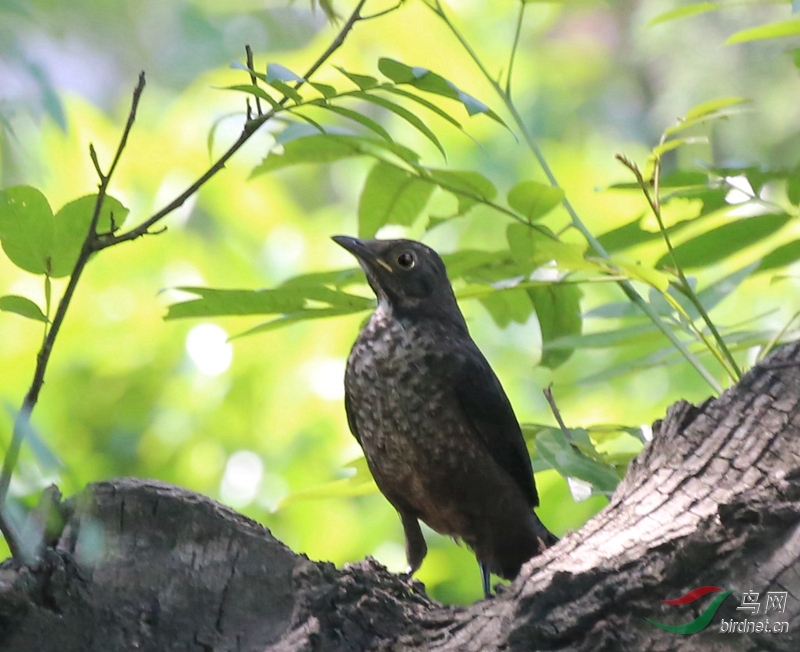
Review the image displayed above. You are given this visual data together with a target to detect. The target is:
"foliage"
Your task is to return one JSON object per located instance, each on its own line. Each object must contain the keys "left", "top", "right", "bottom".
{"left": 1, "top": 0, "right": 800, "bottom": 602}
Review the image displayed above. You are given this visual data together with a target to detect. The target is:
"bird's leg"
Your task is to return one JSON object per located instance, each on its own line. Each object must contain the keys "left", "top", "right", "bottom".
{"left": 399, "top": 510, "right": 427, "bottom": 574}
{"left": 480, "top": 561, "right": 492, "bottom": 598}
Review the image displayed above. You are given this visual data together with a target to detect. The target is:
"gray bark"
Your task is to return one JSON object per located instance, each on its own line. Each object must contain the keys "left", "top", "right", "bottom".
{"left": 1, "top": 343, "right": 799, "bottom": 651}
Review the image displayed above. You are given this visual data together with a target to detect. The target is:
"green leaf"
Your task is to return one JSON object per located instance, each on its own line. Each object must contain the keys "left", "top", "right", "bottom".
{"left": 278, "top": 457, "right": 378, "bottom": 508}
{"left": 657, "top": 214, "right": 791, "bottom": 270}
{"left": 308, "top": 82, "right": 337, "bottom": 99}
{"left": 534, "top": 429, "right": 621, "bottom": 495}
{"left": 220, "top": 84, "right": 280, "bottom": 109}
{"left": 266, "top": 63, "right": 304, "bottom": 83}
{"left": 335, "top": 66, "right": 379, "bottom": 90}
{"left": 684, "top": 97, "right": 750, "bottom": 121}
{"left": 507, "top": 222, "right": 594, "bottom": 272}
{"left": 165, "top": 285, "right": 373, "bottom": 320}
{"left": 544, "top": 322, "right": 660, "bottom": 350}
{"left": 382, "top": 86, "right": 464, "bottom": 131}
{"left": 50, "top": 195, "right": 129, "bottom": 278}
{"left": 251, "top": 134, "right": 420, "bottom": 178}
{"left": 647, "top": 2, "right": 718, "bottom": 27}
{"left": 0, "top": 295, "right": 48, "bottom": 322}
{"left": 664, "top": 98, "right": 751, "bottom": 137}
{"left": 426, "top": 169, "right": 497, "bottom": 216}
{"left": 529, "top": 284, "right": 582, "bottom": 368}
{"left": 757, "top": 239, "right": 800, "bottom": 272}
{"left": 307, "top": 101, "right": 393, "bottom": 142}
{"left": 231, "top": 307, "right": 366, "bottom": 339}
{"left": 726, "top": 18, "right": 800, "bottom": 45}
{"left": 358, "top": 161, "right": 436, "bottom": 238}
{"left": 478, "top": 288, "right": 533, "bottom": 328}
{"left": 378, "top": 58, "right": 506, "bottom": 126}
{"left": 610, "top": 258, "right": 671, "bottom": 292}
{"left": 0, "top": 185, "right": 55, "bottom": 275}
{"left": 596, "top": 208, "right": 719, "bottom": 254}
{"left": 787, "top": 175, "right": 800, "bottom": 206}
{"left": 651, "top": 136, "right": 708, "bottom": 158}
{"left": 688, "top": 263, "right": 758, "bottom": 318}
{"left": 507, "top": 181, "right": 565, "bottom": 222}
{"left": 351, "top": 91, "right": 446, "bottom": 158}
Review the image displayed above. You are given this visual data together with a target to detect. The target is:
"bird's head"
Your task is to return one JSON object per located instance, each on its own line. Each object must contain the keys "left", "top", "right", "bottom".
{"left": 333, "top": 236, "right": 467, "bottom": 331}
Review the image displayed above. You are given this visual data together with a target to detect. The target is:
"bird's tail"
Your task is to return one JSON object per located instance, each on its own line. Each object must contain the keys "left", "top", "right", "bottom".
{"left": 489, "top": 512, "right": 557, "bottom": 581}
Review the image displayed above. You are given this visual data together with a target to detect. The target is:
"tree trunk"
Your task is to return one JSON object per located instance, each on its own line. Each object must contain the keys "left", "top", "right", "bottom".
{"left": 1, "top": 343, "right": 799, "bottom": 652}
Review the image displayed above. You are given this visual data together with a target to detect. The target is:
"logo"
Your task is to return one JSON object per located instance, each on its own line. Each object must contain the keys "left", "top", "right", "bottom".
{"left": 645, "top": 586, "right": 732, "bottom": 635}
{"left": 645, "top": 586, "right": 790, "bottom": 635}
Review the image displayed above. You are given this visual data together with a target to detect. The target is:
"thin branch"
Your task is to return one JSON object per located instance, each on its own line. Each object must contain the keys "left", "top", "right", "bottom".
{"left": 423, "top": 0, "right": 723, "bottom": 394}
{"left": 543, "top": 386, "right": 573, "bottom": 442}
{"left": 615, "top": 153, "right": 740, "bottom": 382}
{"left": 0, "top": 74, "right": 146, "bottom": 562}
{"left": 505, "top": 1, "right": 525, "bottom": 98}
{"left": 362, "top": 1, "right": 403, "bottom": 20}
{"left": 245, "top": 45, "right": 263, "bottom": 117}
{"left": 99, "top": 0, "right": 371, "bottom": 250}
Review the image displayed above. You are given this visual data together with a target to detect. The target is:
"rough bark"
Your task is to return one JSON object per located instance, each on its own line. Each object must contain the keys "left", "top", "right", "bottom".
{"left": 1, "top": 342, "right": 799, "bottom": 651}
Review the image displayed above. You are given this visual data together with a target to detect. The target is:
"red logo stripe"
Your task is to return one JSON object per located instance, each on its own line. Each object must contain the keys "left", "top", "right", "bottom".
{"left": 662, "top": 586, "right": 723, "bottom": 605}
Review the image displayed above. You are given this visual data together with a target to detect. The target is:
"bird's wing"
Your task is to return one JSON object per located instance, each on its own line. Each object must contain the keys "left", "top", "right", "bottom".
{"left": 343, "top": 383, "right": 362, "bottom": 445}
{"left": 453, "top": 350, "right": 538, "bottom": 507}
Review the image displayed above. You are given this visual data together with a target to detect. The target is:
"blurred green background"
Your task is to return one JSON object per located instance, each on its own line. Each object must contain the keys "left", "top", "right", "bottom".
{"left": 1, "top": 0, "right": 799, "bottom": 603}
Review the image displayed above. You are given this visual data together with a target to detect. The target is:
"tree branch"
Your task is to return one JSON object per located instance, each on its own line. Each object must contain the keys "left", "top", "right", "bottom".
{"left": 98, "top": 0, "right": 372, "bottom": 250}
{"left": 0, "top": 73, "right": 146, "bottom": 563}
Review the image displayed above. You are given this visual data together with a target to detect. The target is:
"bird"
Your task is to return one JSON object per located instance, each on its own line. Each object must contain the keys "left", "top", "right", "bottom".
{"left": 333, "top": 235, "right": 556, "bottom": 598}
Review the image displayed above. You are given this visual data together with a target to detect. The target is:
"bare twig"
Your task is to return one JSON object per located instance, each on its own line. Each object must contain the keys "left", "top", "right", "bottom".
{"left": 543, "top": 386, "right": 573, "bottom": 442}
{"left": 245, "top": 45, "right": 263, "bottom": 117}
{"left": 362, "top": 1, "right": 404, "bottom": 20}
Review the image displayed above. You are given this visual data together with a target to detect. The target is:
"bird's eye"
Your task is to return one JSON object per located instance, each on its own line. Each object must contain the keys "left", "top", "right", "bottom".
{"left": 397, "top": 251, "right": 415, "bottom": 270}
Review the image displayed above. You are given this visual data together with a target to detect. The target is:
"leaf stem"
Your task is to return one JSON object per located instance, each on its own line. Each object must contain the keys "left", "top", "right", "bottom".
{"left": 617, "top": 153, "right": 740, "bottom": 382}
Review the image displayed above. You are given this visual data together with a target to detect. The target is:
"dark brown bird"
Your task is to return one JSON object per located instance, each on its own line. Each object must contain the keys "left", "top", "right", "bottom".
{"left": 333, "top": 236, "right": 556, "bottom": 597}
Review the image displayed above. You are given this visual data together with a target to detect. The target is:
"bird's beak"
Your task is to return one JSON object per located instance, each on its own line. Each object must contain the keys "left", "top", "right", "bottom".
{"left": 332, "top": 236, "right": 393, "bottom": 273}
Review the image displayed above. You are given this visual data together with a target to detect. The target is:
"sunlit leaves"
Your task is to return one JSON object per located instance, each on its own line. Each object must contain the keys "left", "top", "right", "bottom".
{"left": 0, "top": 187, "right": 128, "bottom": 278}
{"left": 528, "top": 427, "right": 623, "bottom": 496}
{"left": 165, "top": 285, "right": 373, "bottom": 320}
{"left": 0, "top": 186, "right": 55, "bottom": 274}
{"left": 507, "top": 222, "right": 592, "bottom": 272}
{"left": 657, "top": 214, "right": 791, "bottom": 270}
{"left": 479, "top": 288, "right": 534, "bottom": 328}
{"left": 358, "top": 161, "right": 436, "bottom": 238}
{"left": 426, "top": 169, "right": 496, "bottom": 217}
{"left": 647, "top": 2, "right": 718, "bottom": 27}
{"left": 757, "top": 240, "right": 800, "bottom": 272}
{"left": 378, "top": 58, "right": 506, "bottom": 125}
{"left": 664, "top": 97, "right": 750, "bottom": 137}
{"left": 507, "top": 181, "right": 564, "bottom": 222}
{"left": 0, "top": 295, "right": 48, "bottom": 323}
{"left": 529, "top": 284, "right": 582, "bottom": 368}
{"left": 351, "top": 91, "right": 446, "bottom": 158}
{"left": 726, "top": 18, "right": 800, "bottom": 45}
{"left": 308, "top": 102, "right": 394, "bottom": 142}
{"left": 335, "top": 66, "right": 379, "bottom": 91}
{"left": 251, "top": 134, "right": 420, "bottom": 177}
{"left": 278, "top": 457, "right": 377, "bottom": 507}
{"left": 50, "top": 195, "right": 128, "bottom": 277}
